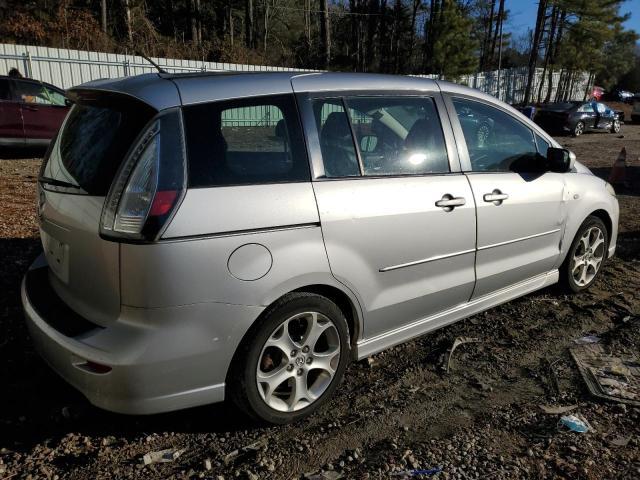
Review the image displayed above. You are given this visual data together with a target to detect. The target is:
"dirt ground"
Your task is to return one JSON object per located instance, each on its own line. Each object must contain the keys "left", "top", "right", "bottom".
{"left": 0, "top": 123, "right": 639, "bottom": 480}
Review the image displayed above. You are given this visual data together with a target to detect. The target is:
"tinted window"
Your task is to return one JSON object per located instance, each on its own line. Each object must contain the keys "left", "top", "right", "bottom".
{"left": 345, "top": 96, "right": 449, "bottom": 176}
{"left": 42, "top": 98, "right": 156, "bottom": 195}
{"left": 311, "top": 99, "right": 360, "bottom": 178}
{"left": 453, "top": 98, "right": 540, "bottom": 172}
{"left": 184, "top": 95, "right": 309, "bottom": 187}
{"left": 14, "top": 80, "right": 66, "bottom": 105}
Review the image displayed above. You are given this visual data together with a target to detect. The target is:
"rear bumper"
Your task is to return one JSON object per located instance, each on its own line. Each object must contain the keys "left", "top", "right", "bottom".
{"left": 22, "top": 255, "right": 264, "bottom": 414}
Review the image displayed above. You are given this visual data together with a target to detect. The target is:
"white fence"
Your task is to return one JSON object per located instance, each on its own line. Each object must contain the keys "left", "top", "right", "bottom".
{"left": 447, "top": 67, "right": 592, "bottom": 104}
{"left": 0, "top": 43, "right": 590, "bottom": 104}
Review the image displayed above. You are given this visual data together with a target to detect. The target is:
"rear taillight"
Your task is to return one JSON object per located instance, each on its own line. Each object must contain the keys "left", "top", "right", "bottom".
{"left": 100, "top": 108, "right": 186, "bottom": 242}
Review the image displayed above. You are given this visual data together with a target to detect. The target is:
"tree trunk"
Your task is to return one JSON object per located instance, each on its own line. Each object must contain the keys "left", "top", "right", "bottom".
{"left": 537, "top": 4, "right": 558, "bottom": 103}
{"left": 123, "top": 0, "right": 132, "bottom": 44}
{"left": 264, "top": 2, "right": 269, "bottom": 53}
{"left": 229, "top": 6, "right": 234, "bottom": 47}
{"left": 101, "top": 0, "right": 107, "bottom": 34}
{"left": 523, "top": 0, "right": 547, "bottom": 105}
{"left": 319, "top": 0, "right": 331, "bottom": 69}
{"left": 245, "top": 0, "right": 254, "bottom": 48}
{"left": 304, "top": 0, "right": 311, "bottom": 47}
{"left": 488, "top": 0, "right": 504, "bottom": 70}
{"left": 196, "top": 0, "right": 202, "bottom": 44}
{"left": 545, "top": 8, "right": 565, "bottom": 103}
{"left": 406, "top": 0, "right": 420, "bottom": 73}
{"left": 190, "top": 0, "right": 199, "bottom": 45}
{"left": 480, "top": 0, "right": 496, "bottom": 70}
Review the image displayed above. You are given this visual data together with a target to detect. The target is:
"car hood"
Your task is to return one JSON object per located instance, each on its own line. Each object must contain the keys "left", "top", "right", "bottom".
{"left": 574, "top": 160, "right": 593, "bottom": 175}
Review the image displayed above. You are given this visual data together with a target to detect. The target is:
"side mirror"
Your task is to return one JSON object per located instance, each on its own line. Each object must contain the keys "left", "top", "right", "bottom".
{"left": 64, "top": 98, "right": 73, "bottom": 107}
{"left": 547, "top": 147, "right": 575, "bottom": 173}
{"left": 359, "top": 135, "right": 378, "bottom": 153}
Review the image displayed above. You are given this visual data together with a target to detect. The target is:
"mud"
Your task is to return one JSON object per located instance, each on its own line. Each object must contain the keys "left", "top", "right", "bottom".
{"left": 0, "top": 124, "right": 639, "bottom": 479}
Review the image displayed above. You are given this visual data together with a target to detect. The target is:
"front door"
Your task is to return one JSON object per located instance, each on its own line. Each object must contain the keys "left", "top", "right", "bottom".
{"left": 295, "top": 89, "right": 477, "bottom": 339}
{"left": 448, "top": 95, "right": 566, "bottom": 298}
{"left": 0, "top": 78, "right": 24, "bottom": 146}
{"left": 13, "top": 79, "right": 69, "bottom": 145}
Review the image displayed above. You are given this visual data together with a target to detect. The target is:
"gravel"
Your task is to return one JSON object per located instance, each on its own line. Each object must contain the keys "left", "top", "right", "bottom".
{"left": 0, "top": 125, "right": 639, "bottom": 479}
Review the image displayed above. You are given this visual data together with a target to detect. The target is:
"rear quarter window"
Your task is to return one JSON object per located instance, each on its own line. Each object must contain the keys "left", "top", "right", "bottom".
{"left": 183, "top": 94, "right": 310, "bottom": 188}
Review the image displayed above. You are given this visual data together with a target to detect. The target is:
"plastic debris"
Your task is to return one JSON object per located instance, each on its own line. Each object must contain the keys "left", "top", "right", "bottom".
{"left": 571, "top": 344, "right": 640, "bottom": 406}
{"left": 574, "top": 335, "right": 601, "bottom": 345}
{"left": 610, "top": 435, "right": 632, "bottom": 447}
{"left": 142, "top": 448, "right": 186, "bottom": 465}
{"left": 559, "top": 415, "right": 591, "bottom": 433}
{"left": 539, "top": 404, "right": 578, "bottom": 415}
{"left": 440, "top": 337, "right": 481, "bottom": 373}
{"left": 223, "top": 439, "right": 266, "bottom": 465}
{"left": 391, "top": 467, "right": 443, "bottom": 477}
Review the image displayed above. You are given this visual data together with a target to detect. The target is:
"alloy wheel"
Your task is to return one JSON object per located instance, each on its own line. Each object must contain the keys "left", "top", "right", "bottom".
{"left": 574, "top": 122, "right": 584, "bottom": 136}
{"left": 613, "top": 120, "right": 620, "bottom": 133}
{"left": 256, "top": 311, "right": 341, "bottom": 412}
{"left": 571, "top": 226, "right": 605, "bottom": 287}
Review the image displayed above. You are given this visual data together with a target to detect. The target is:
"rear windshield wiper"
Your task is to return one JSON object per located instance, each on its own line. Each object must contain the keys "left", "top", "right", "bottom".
{"left": 39, "top": 176, "right": 83, "bottom": 190}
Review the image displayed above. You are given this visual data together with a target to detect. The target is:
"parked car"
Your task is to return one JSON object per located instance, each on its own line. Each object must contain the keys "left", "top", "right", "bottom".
{"left": 604, "top": 89, "right": 635, "bottom": 103}
{"left": 632, "top": 97, "right": 640, "bottom": 123}
{"left": 0, "top": 76, "right": 70, "bottom": 148}
{"left": 23, "top": 72, "right": 619, "bottom": 424}
{"left": 534, "top": 101, "right": 623, "bottom": 137}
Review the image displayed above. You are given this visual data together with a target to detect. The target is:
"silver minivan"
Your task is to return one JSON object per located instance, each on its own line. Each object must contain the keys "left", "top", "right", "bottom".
{"left": 22, "top": 72, "right": 619, "bottom": 424}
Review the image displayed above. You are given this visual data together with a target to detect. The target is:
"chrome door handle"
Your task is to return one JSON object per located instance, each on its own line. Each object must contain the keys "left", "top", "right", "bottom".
{"left": 483, "top": 190, "right": 509, "bottom": 205}
{"left": 435, "top": 194, "right": 466, "bottom": 212}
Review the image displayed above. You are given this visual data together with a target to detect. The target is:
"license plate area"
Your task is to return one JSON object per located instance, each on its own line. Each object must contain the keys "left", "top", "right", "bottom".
{"left": 42, "top": 230, "right": 69, "bottom": 283}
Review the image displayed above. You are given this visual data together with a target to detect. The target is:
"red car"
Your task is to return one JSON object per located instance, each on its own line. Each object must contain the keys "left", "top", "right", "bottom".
{"left": 0, "top": 76, "right": 70, "bottom": 148}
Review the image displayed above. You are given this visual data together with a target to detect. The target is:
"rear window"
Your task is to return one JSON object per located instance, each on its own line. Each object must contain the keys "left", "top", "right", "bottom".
{"left": 183, "top": 94, "right": 310, "bottom": 188}
{"left": 42, "top": 95, "right": 156, "bottom": 195}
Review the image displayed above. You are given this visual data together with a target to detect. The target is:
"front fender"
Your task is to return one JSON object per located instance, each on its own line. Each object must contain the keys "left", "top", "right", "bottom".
{"left": 554, "top": 173, "right": 619, "bottom": 269}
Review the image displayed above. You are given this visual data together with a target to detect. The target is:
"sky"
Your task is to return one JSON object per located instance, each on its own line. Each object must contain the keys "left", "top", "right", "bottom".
{"left": 508, "top": 0, "right": 640, "bottom": 40}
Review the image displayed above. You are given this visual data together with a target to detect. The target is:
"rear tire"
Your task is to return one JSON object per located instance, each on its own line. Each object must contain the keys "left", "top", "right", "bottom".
{"left": 227, "top": 292, "right": 350, "bottom": 424}
{"left": 572, "top": 121, "right": 585, "bottom": 137}
{"left": 560, "top": 216, "right": 608, "bottom": 293}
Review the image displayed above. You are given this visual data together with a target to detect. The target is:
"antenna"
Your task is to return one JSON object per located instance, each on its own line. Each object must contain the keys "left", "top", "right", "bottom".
{"left": 136, "top": 51, "right": 167, "bottom": 74}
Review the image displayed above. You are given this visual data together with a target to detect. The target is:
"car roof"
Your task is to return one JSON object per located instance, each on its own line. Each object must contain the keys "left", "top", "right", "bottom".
{"left": 0, "top": 75, "right": 65, "bottom": 92}
{"left": 75, "top": 70, "right": 524, "bottom": 111}
{"left": 71, "top": 71, "right": 443, "bottom": 110}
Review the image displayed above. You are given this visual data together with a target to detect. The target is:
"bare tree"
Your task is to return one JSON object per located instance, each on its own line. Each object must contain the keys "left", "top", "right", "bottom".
{"left": 524, "top": 0, "right": 547, "bottom": 104}
{"left": 245, "top": 0, "right": 254, "bottom": 48}
{"left": 304, "top": 0, "right": 311, "bottom": 47}
{"left": 123, "top": 0, "right": 132, "bottom": 43}
{"left": 101, "top": 0, "right": 107, "bottom": 34}
{"left": 189, "top": 0, "right": 200, "bottom": 45}
{"left": 488, "top": 0, "right": 504, "bottom": 70}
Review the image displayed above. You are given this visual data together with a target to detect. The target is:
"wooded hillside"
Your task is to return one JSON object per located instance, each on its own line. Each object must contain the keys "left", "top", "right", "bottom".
{"left": 0, "top": 1, "right": 638, "bottom": 96}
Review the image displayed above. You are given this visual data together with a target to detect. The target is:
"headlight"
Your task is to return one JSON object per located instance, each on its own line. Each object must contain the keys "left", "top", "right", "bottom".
{"left": 605, "top": 182, "right": 616, "bottom": 197}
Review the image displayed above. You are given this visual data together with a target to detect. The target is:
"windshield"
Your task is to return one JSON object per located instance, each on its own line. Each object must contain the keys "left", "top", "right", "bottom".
{"left": 42, "top": 96, "right": 156, "bottom": 195}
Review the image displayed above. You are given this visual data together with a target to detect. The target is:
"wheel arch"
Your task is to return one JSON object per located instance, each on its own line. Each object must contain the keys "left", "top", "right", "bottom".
{"left": 290, "top": 284, "right": 361, "bottom": 350}
{"left": 589, "top": 209, "right": 613, "bottom": 244}
{"left": 229, "top": 280, "right": 364, "bottom": 383}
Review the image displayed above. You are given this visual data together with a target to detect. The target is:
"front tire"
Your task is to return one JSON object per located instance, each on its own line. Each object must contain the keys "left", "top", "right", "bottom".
{"left": 611, "top": 119, "right": 621, "bottom": 133}
{"left": 572, "top": 121, "right": 585, "bottom": 137}
{"left": 228, "top": 292, "right": 350, "bottom": 424}
{"left": 560, "top": 216, "right": 608, "bottom": 293}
